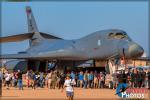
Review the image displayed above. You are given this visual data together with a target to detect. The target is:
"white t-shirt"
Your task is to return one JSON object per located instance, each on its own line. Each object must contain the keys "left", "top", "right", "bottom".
{"left": 64, "top": 79, "right": 74, "bottom": 92}
{"left": 5, "top": 73, "right": 11, "bottom": 81}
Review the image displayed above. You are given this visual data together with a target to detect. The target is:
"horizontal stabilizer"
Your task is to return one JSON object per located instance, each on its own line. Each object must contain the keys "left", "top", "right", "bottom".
{"left": 0, "top": 33, "right": 32, "bottom": 43}
{"left": 0, "top": 32, "right": 63, "bottom": 43}
{"left": 40, "top": 32, "right": 63, "bottom": 40}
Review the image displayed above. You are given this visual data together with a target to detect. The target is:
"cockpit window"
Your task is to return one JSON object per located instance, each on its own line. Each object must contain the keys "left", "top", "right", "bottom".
{"left": 108, "top": 32, "right": 128, "bottom": 39}
{"left": 108, "top": 33, "right": 115, "bottom": 37}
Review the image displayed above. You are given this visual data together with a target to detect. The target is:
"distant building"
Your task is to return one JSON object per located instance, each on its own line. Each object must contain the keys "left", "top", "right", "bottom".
{"left": 95, "top": 57, "right": 150, "bottom": 68}
{"left": 131, "top": 57, "right": 150, "bottom": 66}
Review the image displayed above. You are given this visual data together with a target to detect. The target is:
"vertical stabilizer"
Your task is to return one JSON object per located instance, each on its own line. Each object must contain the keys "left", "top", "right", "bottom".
{"left": 26, "top": 6, "right": 44, "bottom": 45}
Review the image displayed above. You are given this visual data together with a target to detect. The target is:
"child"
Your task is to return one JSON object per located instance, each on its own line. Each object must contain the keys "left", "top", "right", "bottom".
{"left": 61, "top": 76, "right": 75, "bottom": 100}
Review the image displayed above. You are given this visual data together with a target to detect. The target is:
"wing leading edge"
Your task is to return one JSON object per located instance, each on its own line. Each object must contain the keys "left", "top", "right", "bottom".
{"left": 0, "top": 54, "right": 32, "bottom": 59}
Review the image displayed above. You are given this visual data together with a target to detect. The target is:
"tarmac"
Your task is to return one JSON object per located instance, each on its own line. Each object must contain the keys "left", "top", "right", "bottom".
{"left": 1, "top": 87, "right": 150, "bottom": 100}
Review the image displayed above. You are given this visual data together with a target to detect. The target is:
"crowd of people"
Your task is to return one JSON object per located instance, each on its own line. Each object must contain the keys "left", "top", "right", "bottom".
{"left": 0, "top": 67, "right": 150, "bottom": 100}
{"left": 0, "top": 68, "right": 150, "bottom": 90}
{"left": 111, "top": 68, "right": 150, "bottom": 89}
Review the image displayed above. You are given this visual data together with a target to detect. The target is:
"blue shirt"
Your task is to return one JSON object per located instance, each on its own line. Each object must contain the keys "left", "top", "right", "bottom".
{"left": 78, "top": 74, "right": 83, "bottom": 80}
{"left": 88, "top": 74, "right": 94, "bottom": 80}
{"left": 71, "top": 72, "right": 75, "bottom": 79}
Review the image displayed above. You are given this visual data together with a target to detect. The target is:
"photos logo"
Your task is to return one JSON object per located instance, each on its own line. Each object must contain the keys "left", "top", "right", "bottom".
{"left": 116, "top": 83, "right": 148, "bottom": 99}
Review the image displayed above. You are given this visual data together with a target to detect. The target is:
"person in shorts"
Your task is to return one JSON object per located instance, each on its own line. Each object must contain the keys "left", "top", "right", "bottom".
{"left": 4, "top": 71, "right": 11, "bottom": 90}
{"left": 61, "top": 76, "right": 75, "bottom": 100}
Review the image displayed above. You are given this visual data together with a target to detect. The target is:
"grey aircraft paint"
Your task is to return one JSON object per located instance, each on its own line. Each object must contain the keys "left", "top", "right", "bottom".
{"left": 0, "top": 6, "right": 144, "bottom": 62}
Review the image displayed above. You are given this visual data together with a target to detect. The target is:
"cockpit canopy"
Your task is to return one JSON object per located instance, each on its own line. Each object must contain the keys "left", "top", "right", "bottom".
{"left": 108, "top": 32, "right": 129, "bottom": 39}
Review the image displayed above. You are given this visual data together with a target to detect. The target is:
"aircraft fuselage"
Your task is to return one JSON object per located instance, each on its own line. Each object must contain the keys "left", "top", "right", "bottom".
{"left": 25, "top": 29, "right": 144, "bottom": 60}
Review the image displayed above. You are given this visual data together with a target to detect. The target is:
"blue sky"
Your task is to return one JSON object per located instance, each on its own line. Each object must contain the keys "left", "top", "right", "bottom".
{"left": 1, "top": 1, "right": 149, "bottom": 57}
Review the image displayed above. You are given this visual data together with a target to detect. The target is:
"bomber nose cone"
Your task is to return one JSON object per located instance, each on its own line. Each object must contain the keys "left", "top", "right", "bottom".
{"left": 128, "top": 43, "right": 144, "bottom": 57}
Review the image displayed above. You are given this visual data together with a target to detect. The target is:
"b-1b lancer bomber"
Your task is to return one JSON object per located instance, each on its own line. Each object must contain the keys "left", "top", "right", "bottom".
{"left": 0, "top": 6, "right": 144, "bottom": 72}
